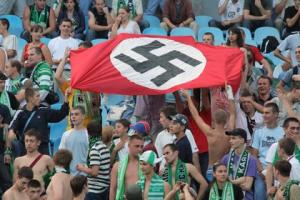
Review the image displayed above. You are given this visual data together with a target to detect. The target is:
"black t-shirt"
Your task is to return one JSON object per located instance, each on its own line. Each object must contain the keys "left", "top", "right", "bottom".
{"left": 90, "top": 7, "right": 110, "bottom": 39}
{"left": 175, "top": 135, "right": 193, "bottom": 164}
{"left": 204, "top": 183, "right": 244, "bottom": 200}
{"left": 0, "top": 104, "right": 11, "bottom": 153}
{"left": 284, "top": 6, "right": 300, "bottom": 34}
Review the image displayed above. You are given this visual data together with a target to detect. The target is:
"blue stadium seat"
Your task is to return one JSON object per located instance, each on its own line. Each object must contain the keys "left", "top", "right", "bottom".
{"left": 254, "top": 27, "right": 281, "bottom": 46}
{"left": 91, "top": 38, "right": 108, "bottom": 45}
{"left": 143, "top": 27, "right": 167, "bottom": 36}
{"left": 264, "top": 52, "right": 284, "bottom": 69}
{"left": 41, "top": 37, "right": 51, "bottom": 45}
{"left": 198, "top": 27, "right": 225, "bottom": 45}
{"left": 195, "top": 15, "right": 213, "bottom": 28}
{"left": 84, "top": 15, "right": 89, "bottom": 34}
{"left": 143, "top": 15, "right": 161, "bottom": 27}
{"left": 0, "top": 15, "right": 23, "bottom": 37}
{"left": 170, "top": 27, "right": 195, "bottom": 38}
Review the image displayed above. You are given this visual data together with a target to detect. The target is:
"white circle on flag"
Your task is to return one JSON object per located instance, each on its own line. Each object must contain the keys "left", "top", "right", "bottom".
{"left": 110, "top": 37, "right": 207, "bottom": 90}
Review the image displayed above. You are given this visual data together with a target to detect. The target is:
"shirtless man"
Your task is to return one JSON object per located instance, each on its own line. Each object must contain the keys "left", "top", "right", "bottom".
{"left": 181, "top": 88, "right": 235, "bottom": 181}
{"left": 110, "top": 134, "right": 144, "bottom": 200}
{"left": 162, "top": 144, "right": 208, "bottom": 200}
{"left": 13, "top": 129, "right": 54, "bottom": 189}
{"left": 46, "top": 149, "right": 73, "bottom": 200}
{"left": 2, "top": 166, "right": 33, "bottom": 200}
{"left": 26, "top": 179, "right": 43, "bottom": 200}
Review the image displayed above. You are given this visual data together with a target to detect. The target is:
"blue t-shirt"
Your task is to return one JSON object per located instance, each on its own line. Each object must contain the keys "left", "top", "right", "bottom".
{"left": 251, "top": 126, "right": 284, "bottom": 168}
{"left": 175, "top": 135, "right": 193, "bottom": 164}
{"left": 222, "top": 152, "right": 257, "bottom": 200}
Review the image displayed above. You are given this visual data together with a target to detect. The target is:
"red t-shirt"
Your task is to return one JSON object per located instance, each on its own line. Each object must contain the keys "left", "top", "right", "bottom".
{"left": 247, "top": 45, "right": 264, "bottom": 62}
{"left": 183, "top": 108, "right": 211, "bottom": 153}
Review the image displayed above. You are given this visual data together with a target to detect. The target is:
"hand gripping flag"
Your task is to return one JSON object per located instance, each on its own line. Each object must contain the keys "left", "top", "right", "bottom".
{"left": 70, "top": 33, "right": 244, "bottom": 95}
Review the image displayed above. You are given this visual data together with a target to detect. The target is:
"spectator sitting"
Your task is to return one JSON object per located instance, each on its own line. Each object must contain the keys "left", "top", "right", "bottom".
{"left": 272, "top": 0, "right": 294, "bottom": 31}
{"left": 87, "top": 0, "right": 113, "bottom": 40}
{"left": 70, "top": 175, "right": 88, "bottom": 200}
{"left": 55, "top": 0, "right": 86, "bottom": 40}
{"left": 160, "top": 0, "right": 198, "bottom": 36}
{"left": 225, "top": 27, "right": 244, "bottom": 48}
{"left": 21, "top": 25, "right": 52, "bottom": 77}
{"left": 111, "top": 0, "right": 148, "bottom": 31}
{"left": 243, "top": 0, "right": 273, "bottom": 32}
{"left": 209, "top": 0, "right": 244, "bottom": 30}
{"left": 0, "top": 18, "right": 17, "bottom": 59}
{"left": 21, "top": 0, "right": 56, "bottom": 42}
{"left": 283, "top": 0, "right": 300, "bottom": 37}
{"left": 144, "top": 0, "right": 164, "bottom": 16}
{"left": 110, "top": 6, "right": 141, "bottom": 39}
{"left": 202, "top": 32, "right": 215, "bottom": 45}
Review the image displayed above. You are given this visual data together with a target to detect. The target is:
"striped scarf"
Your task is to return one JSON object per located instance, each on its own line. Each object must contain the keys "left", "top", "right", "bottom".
{"left": 209, "top": 181, "right": 234, "bottom": 200}
{"left": 138, "top": 173, "right": 165, "bottom": 200}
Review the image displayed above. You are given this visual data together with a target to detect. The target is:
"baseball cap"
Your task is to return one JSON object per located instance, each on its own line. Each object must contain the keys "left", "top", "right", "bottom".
{"left": 225, "top": 128, "right": 247, "bottom": 142}
{"left": 139, "top": 150, "right": 162, "bottom": 167}
{"left": 125, "top": 184, "right": 143, "bottom": 200}
{"left": 168, "top": 114, "right": 188, "bottom": 127}
{"left": 130, "top": 121, "right": 150, "bottom": 136}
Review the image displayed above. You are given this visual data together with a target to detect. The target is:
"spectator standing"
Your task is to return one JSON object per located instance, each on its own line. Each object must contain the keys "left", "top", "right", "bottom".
{"left": 243, "top": 0, "right": 273, "bottom": 32}
{"left": 209, "top": 0, "right": 244, "bottom": 30}
{"left": 26, "top": 179, "right": 43, "bottom": 200}
{"left": 0, "top": 18, "right": 17, "bottom": 59}
{"left": 160, "top": 0, "right": 198, "bottom": 36}
{"left": 70, "top": 175, "right": 88, "bottom": 200}
{"left": 87, "top": 0, "right": 113, "bottom": 40}
{"left": 22, "top": 0, "right": 56, "bottom": 42}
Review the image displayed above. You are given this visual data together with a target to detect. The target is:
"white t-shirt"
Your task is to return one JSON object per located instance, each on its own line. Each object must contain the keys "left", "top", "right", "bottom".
{"left": 113, "top": 138, "right": 129, "bottom": 161}
{"left": 48, "top": 36, "right": 79, "bottom": 69}
{"left": 3, "top": 34, "right": 17, "bottom": 51}
{"left": 117, "top": 20, "right": 141, "bottom": 35}
{"left": 218, "top": 0, "right": 244, "bottom": 22}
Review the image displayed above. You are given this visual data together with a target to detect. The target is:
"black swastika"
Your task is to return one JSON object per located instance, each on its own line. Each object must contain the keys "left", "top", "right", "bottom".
{"left": 114, "top": 40, "right": 202, "bottom": 87}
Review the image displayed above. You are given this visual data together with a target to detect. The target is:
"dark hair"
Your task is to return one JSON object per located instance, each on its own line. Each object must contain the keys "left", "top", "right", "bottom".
{"left": 79, "top": 41, "right": 93, "bottom": 48}
{"left": 25, "top": 88, "right": 39, "bottom": 102}
{"left": 70, "top": 175, "right": 87, "bottom": 197}
{"left": 18, "top": 166, "right": 34, "bottom": 179}
{"left": 0, "top": 18, "right": 10, "bottom": 30}
{"left": 264, "top": 102, "right": 279, "bottom": 114}
{"left": 283, "top": 117, "right": 300, "bottom": 129}
{"left": 129, "top": 134, "right": 144, "bottom": 142}
{"left": 87, "top": 120, "right": 102, "bottom": 137}
{"left": 274, "top": 160, "right": 292, "bottom": 177}
{"left": 212, "top": 163, "right": 226, "bottom": 173}
{"left": 30, "top": 24, "right": 43, "bottom": 33}
{"left": 240, "top": 88, "right": 253, "bottom": 98}
{"left": 72, "top": 105, "right": 85, "bottom": 115}
{"left": 203, "top": 32, "right": 214, "bottom": 40}
{"left": 159, "top": 105, "right": 177, "bottom": 118}
{"left": 258, "top": 75, "right": 273, "bottom": 85}
{"left": 163, "top": 143, "right": 178, "bottom": 152}
{"left": 9, "top": 60, "right": 22, "bottom": 73}
{"left": 53, "top": 149, "right": 73, "bottom": 169}
{"left": 27, "top": 179, "right": 41, "bottom": 188}
{"left": 116, "top": 119, "right": 131, "bottom": 129}
{"left": 278, "top": 138, "right": 295, "bottom": 156}
{"left": 60, "top": 18, "right": 73, "bottom": 26}
{"left": 62, "top": 0, "right": 80, "bottom": 12}
{"left": 118, "top": 6, "right": 130, "bottom": 13}
{"left": 226, "top": 27, "right": 244, "bottom": 47}
{"left": 30, "top": 46, "right": 45, "bottom": 60}
{"left": 24, "top": 129, "right": 42, "bottom": 141}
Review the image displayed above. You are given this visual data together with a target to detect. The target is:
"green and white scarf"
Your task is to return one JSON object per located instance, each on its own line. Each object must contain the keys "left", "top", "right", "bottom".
{"left": 117, "top": 0, "right": 137, "bottom": 19}
{"left": 138, "top": 173, "right": 165, "bottom": 200}
{"left": 30, "top": 5, "right": 49, "bottom": 29}
{"left": 162, "top": 159, "right": 188, "bottom": 200}
{"left": 0, "top": 91, "right": 13, "bottom": 115}
{"left": 273, "top": 144, "right": 300, "bottom": 165}
{"left": 209, "top": 181, "right": 234, "bottom": 200}
{"left": 227, "top": 148, "right": 250, "bottom": 179}
{"left": 283, "top": 180, "right": 300, "bottom": 200}
{"left": 116, "top": 155, "right": 142, "bottom": 200}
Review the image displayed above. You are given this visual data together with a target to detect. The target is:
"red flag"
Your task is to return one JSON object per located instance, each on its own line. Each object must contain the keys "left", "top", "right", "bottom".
{"left": 70, "top": 33, "right": 244, "bottom": 95}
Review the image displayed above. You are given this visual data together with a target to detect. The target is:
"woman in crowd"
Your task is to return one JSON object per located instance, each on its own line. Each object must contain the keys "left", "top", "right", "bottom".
{"left": 56, "top": 0, "right": 85, "bottom": 40}
{"left": 225, "top": 27, "right": 244, "bottom": 48}
{"left": 21, "top": 25, "right": 52, "bottom": 77}
{"left": 205, "top": 163, "right": 244, "bottom": 200}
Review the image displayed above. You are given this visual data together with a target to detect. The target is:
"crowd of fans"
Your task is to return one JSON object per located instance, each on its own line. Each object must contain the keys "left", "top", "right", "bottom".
{"left": 0, "top": 0, "right": 300, "bottom": 200}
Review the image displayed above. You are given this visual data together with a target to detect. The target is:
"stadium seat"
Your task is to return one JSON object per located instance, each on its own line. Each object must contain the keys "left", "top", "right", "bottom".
{"left": 143, "top": 15, "right": 161, "bottom": 27}
{"left": 198, "top": 27, "right": 225, "bottom": 45}
{"left": 170, "top": 27, "right": 195, "bottom": 38}
{"left": 41, "top": 37, "right": 51, "bottom": 45}
{"left": 195, "top": 15, "right": 213, "bottom": 28}
{"left": 254, "top": 27, "right": 281, "bottom": 46}
{"left": 143, "top": 27, "right": 167, "bottom": 36}
{"left": 264, "top": 52, "right": 284, "bottom": 68}
{"left": 91, "top": 38, "right": 108, "bottom": 45}
{"left": 0, "top": 15, "right": 23, "bottom": 37}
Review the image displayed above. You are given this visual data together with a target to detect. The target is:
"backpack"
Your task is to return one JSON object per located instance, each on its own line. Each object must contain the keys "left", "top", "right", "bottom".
{"left": 260, "top": 36, "right": 280, "bottom": 53}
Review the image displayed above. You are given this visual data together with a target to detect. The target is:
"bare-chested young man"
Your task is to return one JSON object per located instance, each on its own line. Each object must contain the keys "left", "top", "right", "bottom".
{"left": 46, "top": 149, "right": 73, "bottom": 200}
{"left": 110, "top": 134, "right": 144, "bottom": 200}
{"left": 3, "top": 166, "right": 33, "bottom": 200}
{"left": 13, "top": 129, "right": 54, "bottom": 189}
{"left": 181, "top": 88, "right": 235, "bottom": 181}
